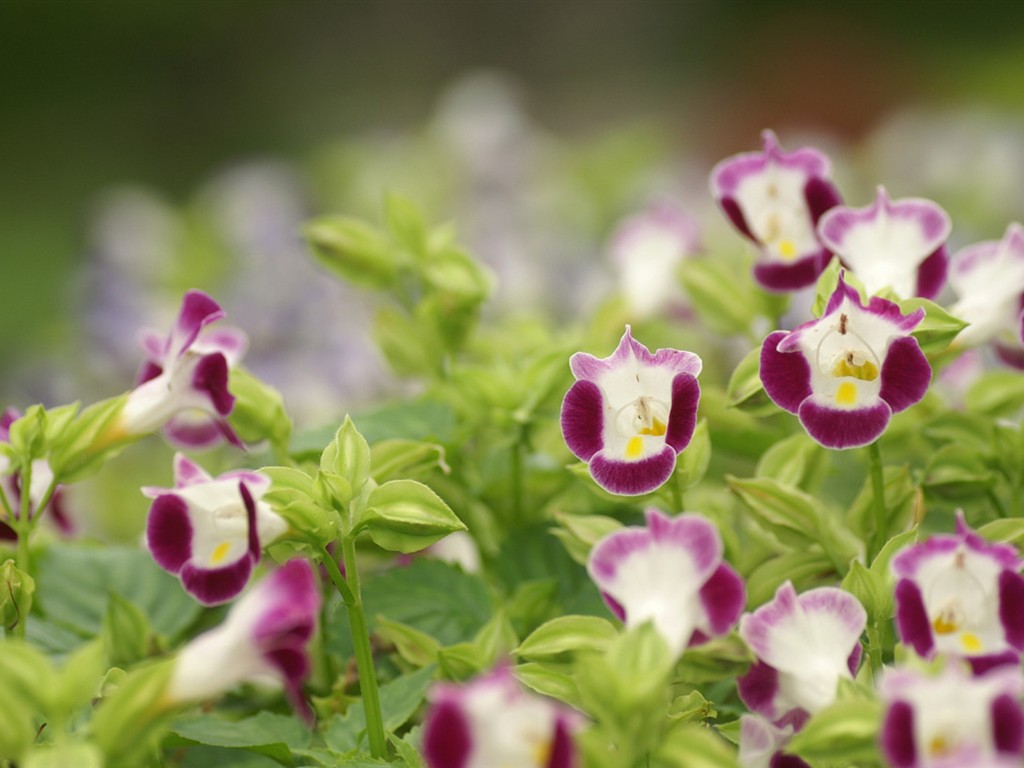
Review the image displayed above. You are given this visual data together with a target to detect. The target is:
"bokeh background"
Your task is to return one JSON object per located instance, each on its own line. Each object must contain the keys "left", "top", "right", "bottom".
{"left": 4, "top": 0, "right": 1024, "bottom": 413}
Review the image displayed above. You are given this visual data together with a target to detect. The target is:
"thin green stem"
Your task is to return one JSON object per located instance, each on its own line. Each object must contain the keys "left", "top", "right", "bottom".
{"left": 866, "top": 441, "right": 887, "bottom": 562}
{"left": 339, "top": 537, "right": 387, "bottom": 760}
{"left": 866, "top": 622, "right": 884, "bottom": 680}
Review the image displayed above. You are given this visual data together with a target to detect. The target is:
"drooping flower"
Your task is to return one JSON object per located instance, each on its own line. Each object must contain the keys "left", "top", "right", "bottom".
{"left": 166, "top": 559, "right": 320, "bottom": 721}
{"left": 119, "top": 289, "right": 246, "bottom": 447}
{"left": 947, "top": 223, "right": 1024, "bottom": 368}
{"left": 879, "top": 663, "right": 1024, "bottom": 768}
{"left": 587, "top": 509, "right": 744, "bottom": 656}
{"left": 817, "top": 186, "right": 951, "bottom": 300}
{"left": 710, "top": 130, "right": 842, "bottom": 292}
{"left": 0, "top": 408, "right": 75, "bottom": 540}
{"left": 738, "top": 582, "right": 866, "bottom": 726}
{"left": 144, "top": 453, "right": 288, "bottom": 605}
{"left": 608, "top": 202, "right": 700, "bottom": 319}
{"left": 759, "top": 272, "right": 931, "bottom": 449}
{"left": 423, "top": 665, "right": 579, "bottom": 768}
{"left": 738, "top": 714, "right": 810, "bottom": 768}
{"left": 560, "top": 327, "right": 701, "bottom": 495}
{"left": 892, "top": 512, "right": 1024, "bottom": 672}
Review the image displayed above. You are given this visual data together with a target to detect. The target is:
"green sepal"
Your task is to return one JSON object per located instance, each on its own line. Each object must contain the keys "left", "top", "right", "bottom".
{"left": 226, "top": 367, "right": 292, "bottom": 451}
{"left": 966, "top": 369, "right": 1024, "bottom": 418}
{"left": 898, "top": 296, "right": 967, "bottom": 357}
{"left": 724, "top": 347, "right": 774, "bottom": 414}
{"left": 320, "top": 416, "right": 372, "bottom": 507}
{"left": 304, "top": 214, "right": 399, "bottom": 290}
{"left": 362, "top": 479, "right": 466, "bottom": 554}
{"left": 516, "top": 615, "right": 618, "bottom": 660}
{"left": 550, "top": 511, "right": 622, "bottom": 566}
{"left": 260, "top": 466, "right": 338, "bottom": 544}
{"left": 0, "top": 640, "right": 54, "bottom": 756}
{"left": 48, "top": 395, "right": 130, "bottom": 483}
{"left": 370, "top": 438, "right": 449, "bottom": 484}
{"left": 1, "top": 558, "right": 35, "bottom": 634}
{"left": 786, "top": 698, "right": 884, "bottom": 765}
{"left": 102, "top": 592, "right": 153, "bottom": 668}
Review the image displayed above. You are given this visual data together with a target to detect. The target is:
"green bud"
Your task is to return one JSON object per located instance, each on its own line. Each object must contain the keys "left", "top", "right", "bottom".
{"left": 321, "top": 416, "right": 371, "bottom": 505}
{"left": 6, "top": 405, "right": 47, "bottom": 464}
{"left": 226, "top": 367, "right": 292, "bottom": 451}
{"left": 102, "top": 593, "right": 153, "bottom": 668}
{"left": 48, "top": 395, "right": 130, "bottom": 483}
{"left": 1, "top": 559, "right": 35, "bottom": 633}
{"left": 362, "top": 479, "right": 466, "bottom": 553}
{"left": 261, "top": 466, "right": 339, "bottom": 545}
{"left": 304, "top": 215, "right": 399, "bottom": 289}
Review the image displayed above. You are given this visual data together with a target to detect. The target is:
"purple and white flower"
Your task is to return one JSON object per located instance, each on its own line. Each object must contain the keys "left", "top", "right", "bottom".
{"left": 948, "top": 223, "right": 1024, "bottom": 368}
{"left": 760, "top": 273, "right": 931, "bottom": 449}
{"left": 167, "top": 559, "right": 320, "bottom": 721}
{"left": 738, "top": 714, "right": 810, "bottom": 768}
{"left": 892, "top": 512, "right": 1024, "bottom": 671}
{"left": 738, "top": 582, "right": 866, "bottom": 726}
{"left": 119, "top": 290, "right": 246, "bottom": 448}
{"left": 587, "top": 509, "right": 744, "bottom": 656}
{"left": 560, "top": 327, "right": 701, "bottom": 496}
{"left": 710, "top": 130, "right": 842, "bottom": 292}
{"left": 423, "top": 665, "right": 578, "bottom": 768}
{"left": 608, "top": 202, "right": 700, "bottom": 319}
{"left": 879, "top": 663, "right": 1024, "bottom": 768}
{"left": 817, "top": 186, "right": 951, "bottom": 300}
{"left": 144, "top": 453, "right": 288, "bottom": 606}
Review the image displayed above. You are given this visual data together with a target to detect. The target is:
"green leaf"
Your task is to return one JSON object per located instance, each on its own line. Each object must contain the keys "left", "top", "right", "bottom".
{"left": 899, "top": 296, "right": 967, "bottom": 357}
{"left": 966, "top": 369, "right": 1024, "bottom": 418}
{"left": 514, "top": 662, "right": 583, "bottom": 710}
{"left": 550, "top": 512, "right": 622, "bottom": 566}
{"left": 370, "top": 439, "right": 449, "bottom": 484}
{"left": 516, "top": 615, "right": 618, "bottom": 659}
{"left": 102, "top": 592, "right": 152, "bottom": 668}
{"left": 841, "top": 560, "right": 889, "bottom": 622}
{"left": 724, "top": 346, "right": 773, "bottom": 414}
{"left": 438, "top": 611, "right": 517, "bottom": 680}
{"left": 675, "top": 419, "right": 711, "bottom": 490}
{"left": 847, "top": 465, "right": 920, "bottom": 541}
{"left": 755, "top": 432, "right": 824, "bottom": 490}
{"left": 304, "top": 215, "right": 398, "bottom": 290}
{"left": 653, "top": 724, "right": 739, "bottom": 768}
{"left": 168, "top": 711, "right": 313, "bottom": 767}
{"left": 373, "top": 306, "right": 444, "bottom": 378}
{"left": 22, "top": 744, "right": 104, "bottom": 768}
{"left": 422, "top": 248, "right": 490, "bottom": 303}
{"left": 363, "top": 479, "right": 466, "bottom": 554}
{"left": 680, "top": 258, "right": 757, "bottom": 336}
{"left": 374, "top": 616, "right": 441, "bottom": 668}
{"left": 922, "top": 444, "right": 996, "bottom": 499}
{"left": 384, "top": 193, "right": 428, "bottom": 259}
{"left": 676, "top": 632, "right": 754, "bottom": 685}
{"left": 977, "top": 518, "right": 1024, "bottom": 547}
{"left": 787, "top": 698, "right": 883, "bottom": 764}
{"left": 323, "top": 666, "right": 436, "bottom": 753}
{"left": 745, "top": 551, "right": 836, "bottom": 607}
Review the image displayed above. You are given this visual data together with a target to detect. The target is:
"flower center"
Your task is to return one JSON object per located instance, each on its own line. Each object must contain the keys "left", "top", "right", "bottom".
{"left": 616, "top": 396, "right": 669, "bottom": 460}
{"left": 815, "top": 313, "right": 883, "bottom": 407}
{"left": 926, "top": 548, "right": 988, "bottom": 652}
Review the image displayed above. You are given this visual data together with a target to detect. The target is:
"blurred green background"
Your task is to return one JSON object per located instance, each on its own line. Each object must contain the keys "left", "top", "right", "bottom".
{"left": 3, "top": 0, "right": 1024, "bottom": 394}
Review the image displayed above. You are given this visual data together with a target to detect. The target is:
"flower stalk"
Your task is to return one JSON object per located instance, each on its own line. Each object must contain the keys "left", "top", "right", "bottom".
{"left": 867, "top": 440, "right": 887, "bottom": 561}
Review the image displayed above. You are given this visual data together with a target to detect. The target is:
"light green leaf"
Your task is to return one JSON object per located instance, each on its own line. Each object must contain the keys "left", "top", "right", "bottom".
{"left": 516, "top": 615, "right": 618, "bottom": 660}
{"left": 363, "top": 479, "right": 466, "bottom": 554}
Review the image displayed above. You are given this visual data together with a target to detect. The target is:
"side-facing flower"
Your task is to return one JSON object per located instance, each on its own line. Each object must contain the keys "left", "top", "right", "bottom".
{"left": 817, "top": 186, "right": 951, "bottom": 300}
{"left": 119, "top": 290, "right": 246, "bottom": 447}
{"left": 948, "top": 223, "right": 1024, "bottom": 368}
{"left": 167, "top": 559, "right": 320, "bottom": 721}
{"left": 587, "top": 509, "right": 744, "bottom": 656}
{"left": 560, "top": 327, "right": 701, "bottom": 495}
{"left": 738, "top": 714, "right": 810, "bottom": 768}
{"left": 423, "top": 665, "right": 579, "bottom": 768}
{"left": 710, "top": 130, "right": 842, "bottom": 292}
{"left": 760, "top": 273, "right": 931, "bottom": 449}
{"left": 879, "top": 663, "right": 1024, "bottom": 768}
{"left": 892, "top": 512, "right": 1024, "bottom": 671}
{"left": 738, "top": 582, "right": 866, "bottom": 726}
{"left": 608, "top": 202, "right": 700, "bottom": 319}
{"left": 144, "top": 453, "right": 288, "bottom": 605}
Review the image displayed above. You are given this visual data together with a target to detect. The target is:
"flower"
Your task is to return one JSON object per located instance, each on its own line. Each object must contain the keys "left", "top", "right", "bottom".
{"left": 879, "top": 663, "right": 1024, "bottom": 768}
{"left": 948, "top": 223, "right": 1024, "bottom": 368}
{"left": 560, "top": 327, "right": 701, "bottom": 495}
{"left": 119, "top": 289, "right": 246, "bottom": 447}
{"left": 759, "top": 272, "right": 931, "bottom": 449}
{"left": 892, "top": 512, "right": 1024, "bottom": 671}
{"left": 423, "top": 665, "right": 578, "bottom": 768}
{"left": 738, "top": 714, "right": 810, "bottom": 768}
{"left": 587, "top": 509, "right": 744, "bottom": 656}
{"left": 710, "top": 130, "right": 842, "bottom": 292}
{"left": 144, "top": 453, "right": 288, "bottom": 605}
{"left": 608, "top": 202, "right": 700, "bottom": 319}
{"left": 817, "top": 186, "right": 950, "bottom": 300}
{"left": 738, "top": 582, "right": 866, "bottom": 726}
{"left": 166, "top": 559, "right": 320, "bottom": 721}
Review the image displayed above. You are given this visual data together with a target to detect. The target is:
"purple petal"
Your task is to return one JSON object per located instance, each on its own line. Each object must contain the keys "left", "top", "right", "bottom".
{"left": 879, "top": 336, "right": 931, "bottom": 413}
{"left": 992, "top": 693, "right": 1024, "bottom": 755}
{"left": 847, "top": 643, "right": 863, "bottom": 677}
{"left": 699, "top": 563, "right": 745, "bottom": 636}
{"left": 893, "top": 579, "right": 935, "bottom": 658}
{"left": 180, "top": 556, "right": 255, "bottom": 606}
{"left": 891, "top": 537, "right": 959, "bottom": 578}
{"left": 192, "top": 353, "right": 235, "bottom": 416}
{"left": 995, "top": 341, "right": 1024, "bottom": 371}
{"left": 173, "top": 453, "right": 212, "bottom": 488}
{"left": 0, "top": 521, "right": 16, "bottom": 541}
{"left": 169, "top": 290, "right": 225, "bottom": 359}
{"left": 146, "top": 494, "right": 193, "bottom": 574}
{"left": 771, "top": 755, "right": 813, "bottom": 768}
{"left": 136, "top": 360, "right": 164, "bottom": 386}
{"left": 0, "top": 407, "right": 21, "bottom": 438}
{"left": 264, "top": 646, "right": 314, "bottom": 725}
{"left": 718, "top": 196, "right": 755, "bottom": 242}
{"left": 880, "top": 700, "right": 917, "bottom": 768}
{"left": 797, "top": 397, "right": 892, "bottom": 450}
{"left": 737, "top": 659, "right": 781, "bottom": 720}
{"left": 644, "top": 509, "right": 723, "bottom": 575}
{"left": 916, "top": 245, "right": 949, "bottom": 300}
{"left": 968, "top": 651, "right": 1022, "bottom": 676}
{"left": 804, "top": 176, "right": 842, "bottom": 223}
{"left": 664, "top": 373, "right": 700, "bottom": 453}
{"left": 822, "top": 273, "right": 925, "bottom": 333}
{"left": 547, "top": 717, "right": 575, "bottom": 768}
{"left": 560, "top": 380, "right": 604, "bottom": 461}
{"left": 999, "top": 571, "right": 1024, "bottom": 651}
{"left": 164, "top": 414, "right": 225, "bottom": 450}
{"left": 423, "top": 699, "right": 471, "bottom": 768}
{"left": 47, "top": 488, "right": 75, "bottom": 536}
{"left": 240, "top": 482, "right": 261, "bottom": 559}
{"left": 760, "top": 330, "right": 813, "bottom": 414}
{"left": 753, "top": 250, "right": 829, "bottom": 292}
{"left": 588, "top": 444, "right": 676, "bottom": 496}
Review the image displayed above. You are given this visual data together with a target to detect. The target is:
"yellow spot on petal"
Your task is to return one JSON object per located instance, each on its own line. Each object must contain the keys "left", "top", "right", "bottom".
{"left": 835, "top": 381, "right": 858, "bottom": 406}
{"left": 832, "top": 357, "right": 879, "bottom": 381}
{"left": 211, "top": 541, "right": 231, "bottom": 565}
{"left": 533, "top": 739, "right": 552, "bottom": 767}
{"left": 960, "top": 632, "right": 983, "bottom": 653}
{"left": 625, "top": 436, "right": 644, "bottom": 459}
{"left": 779, "top": 239, "right": 797, "bottom": 260}
{"left": 639, "top": 417, "right": 666, "bottom": 437}
{"left": 932, "top": 615, "right": 958, "bottom": 635}
{"left": 928, "top": 735, "right": 951, "bottom": 758}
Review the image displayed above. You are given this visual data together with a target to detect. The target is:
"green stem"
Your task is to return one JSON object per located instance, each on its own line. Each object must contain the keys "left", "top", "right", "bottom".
{"left": 866, "top": 621, "right": 884, "bottom": 680}
{"left": 866, "top": 441, "right": 887, "bottom": 562}
{"left": 339, "top": 537, "right": 387, "bottom": 760}
{"left": 670, "top": 472, "right": 685, "bottom": 513}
